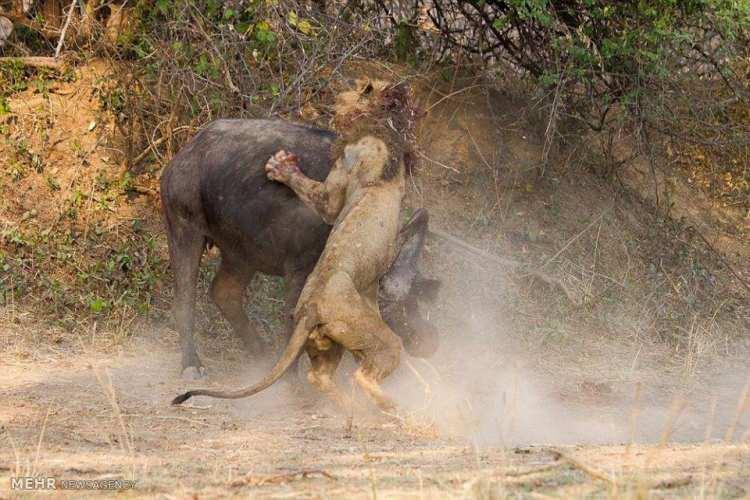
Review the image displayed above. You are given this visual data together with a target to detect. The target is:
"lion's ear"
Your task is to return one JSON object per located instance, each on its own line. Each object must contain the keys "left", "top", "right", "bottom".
{"left": 361, "top": 82, "right": 374, "bottom": 96}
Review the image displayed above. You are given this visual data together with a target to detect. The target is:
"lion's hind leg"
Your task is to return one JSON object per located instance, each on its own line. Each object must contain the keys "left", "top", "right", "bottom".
{"left": 353, "top": 329, "right": 401, "bottom": 413}
{"left": 306, "top": 330, "right": 350, "bottom": 411}
{"left": 330, "top": 310, "right": 402, "bottom": 413}
{"left": 315, "top": 272, "right": 403, "bottom": 413}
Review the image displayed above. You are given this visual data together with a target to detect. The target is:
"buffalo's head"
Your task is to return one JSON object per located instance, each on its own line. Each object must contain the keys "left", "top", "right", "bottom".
{"left": 379, "top": 209, "right": 441, "bottom": 358}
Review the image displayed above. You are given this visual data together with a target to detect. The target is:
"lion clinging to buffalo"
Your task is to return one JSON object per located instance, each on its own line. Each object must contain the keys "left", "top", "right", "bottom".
{"left": 166, "top": 79, "right": 438, "bottom": 413}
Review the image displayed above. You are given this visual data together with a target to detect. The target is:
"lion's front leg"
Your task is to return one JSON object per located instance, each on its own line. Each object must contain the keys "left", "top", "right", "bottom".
{"left": 265, "top": 149, "right": 348, "bottom": 224}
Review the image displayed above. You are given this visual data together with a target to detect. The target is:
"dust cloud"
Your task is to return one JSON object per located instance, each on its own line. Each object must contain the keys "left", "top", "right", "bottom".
{"left": 383, "top": 269, "right": 750, "bottom": 447}
{"left": 220, "top": 262, "right": 749, "bottom": 448}
{"left": 219, "top": 313, "right": 748, "bottom": 447}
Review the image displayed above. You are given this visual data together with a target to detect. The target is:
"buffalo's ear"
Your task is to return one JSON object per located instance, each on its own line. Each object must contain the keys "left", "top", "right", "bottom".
{"left": 412, "top": 275, "right": 441, "bottom": 302}
{"left": 380, "top": 209, "right": 429, "bottom": 302}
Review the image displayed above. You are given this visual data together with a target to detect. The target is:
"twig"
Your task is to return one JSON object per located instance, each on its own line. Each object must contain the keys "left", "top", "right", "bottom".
{"left": 0, "top": 56, "right": 64, "bottom": 69}
{"left": 175, "top": 403, "right": 212, "bottom": 410}
{"left": 424, "top": 84, "right": 481, "bottom": 112}
{"left": 693, "top": 228, "right": 750, "bottom": 294}
{"left": 54, "top": 0, "right": 77, "bottom": 59}
{"left": 504, "top": 464, "right": 563, "bottom": 478}
{"left": 403, "top": 357, "right": 433, "bottom": 410}
{"left": 122, "top": 414, "right": 213, "bottom": 427}
{"left": 429, "top": 228, "right": 521, "bottom": 268}
{"left": 3, "top": 426, "right": 22, "bottom": 476}
{"left": 463, "top": 125, "right": 492, "bottom": 172}
{"left": 132, "top": 125, "right": 197, "bottom": 165}
{"left": 33, "top": 405, "right": 53, "bottom": 475}
{"left": 541, "top": 73, "right": 565, "bottom": 176}
{"left": 549, "top": 448, "right": 616, "bottom": 485}
{"left": 416, "top": 150, "right": 460, "bottom": 173}
{"left": 129, "top": 185, "right": 158, "bottom": 196}
{"left": 231, "top": 469, "right": 336, "bottom": 487}
{"left": 540, "top": 209, "right": 610, "bottom": 268}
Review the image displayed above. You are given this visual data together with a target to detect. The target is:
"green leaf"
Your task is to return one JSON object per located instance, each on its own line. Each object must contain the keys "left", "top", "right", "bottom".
{"left": 287, "top": 10, "right": 298, "bottom": 26}
{"left": 0, "top": 96, "right": 9, "bottom": 116}
{"left": 297, "top": 19, "right": 313, "bottom": 35}
{"left": 254, "top": 20, "right": 276, "bottom": 45}
{"left": 194, "top": 54, "right": 219, "bottom": 79}
{"left": 492, "top": 17, "right": 509, "bottom": 30}
{"left": 155, "top": 0, "right": 171, "bottom": 16}
{"left": 89, "top": 297, "right": 107, "bottom": 314}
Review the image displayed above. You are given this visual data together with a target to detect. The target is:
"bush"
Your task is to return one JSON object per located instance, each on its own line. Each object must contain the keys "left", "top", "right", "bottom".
{"left": 102, "top": 0, "right": 389, "bottom": 169}
{"left": 369, "top": 1, "right": 750, "bottom": 124}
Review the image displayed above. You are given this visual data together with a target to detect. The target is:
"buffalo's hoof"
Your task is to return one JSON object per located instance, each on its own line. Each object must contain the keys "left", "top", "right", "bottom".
{"left": 181, "top": 365, "right": 207, "bottom": 380}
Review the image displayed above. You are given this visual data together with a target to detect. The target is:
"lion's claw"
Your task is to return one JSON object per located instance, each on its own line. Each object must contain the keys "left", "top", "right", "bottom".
{"left": 265, "top": 150, "right": 300, "bottom": 183}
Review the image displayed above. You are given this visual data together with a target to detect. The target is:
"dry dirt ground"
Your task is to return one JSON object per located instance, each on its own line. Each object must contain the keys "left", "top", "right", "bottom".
{"left": 1, "top": 321, "right": 749, "bottom": 499}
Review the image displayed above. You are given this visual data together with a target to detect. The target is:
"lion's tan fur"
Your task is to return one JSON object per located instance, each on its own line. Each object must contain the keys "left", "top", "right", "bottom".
{"left": 292, "top": 132, "right": 406, "bottom": 411}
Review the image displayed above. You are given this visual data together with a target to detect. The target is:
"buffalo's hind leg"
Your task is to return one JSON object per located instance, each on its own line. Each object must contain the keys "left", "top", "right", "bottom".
{"left": 209, "top": 258, "right": 265, "bottom": 354}
{"left": 165, "top": 219, "right": 206, "bottom": 380}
